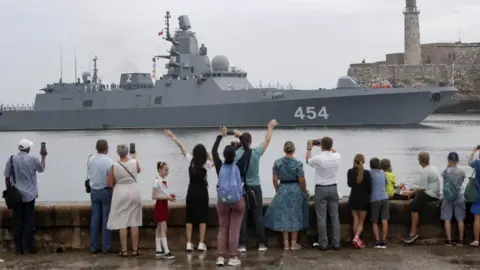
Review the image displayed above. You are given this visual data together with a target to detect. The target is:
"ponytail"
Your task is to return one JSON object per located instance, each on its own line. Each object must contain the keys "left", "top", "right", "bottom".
{"left": 239, "top": 132, "right": 252, "bottom": 152}
{"left": 353, "top": 154, "right": 365, "bottom": 184}
{"left": 355, "top": 163, "right": 364, "bottom": 184}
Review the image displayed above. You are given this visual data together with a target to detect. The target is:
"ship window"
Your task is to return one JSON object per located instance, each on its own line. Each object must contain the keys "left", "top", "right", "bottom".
{"left": 262, "top": 91, "right": 284, "bottom": 100}
{"left": 82, "top": 100, "right": 93, "bottom": 107}
{"left": 154, "top": 96, "right": 163, "bottom": 104}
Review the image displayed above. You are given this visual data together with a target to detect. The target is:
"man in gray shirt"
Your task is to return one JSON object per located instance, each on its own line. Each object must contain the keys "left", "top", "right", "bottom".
{"left": 403, "top": 151, "right": 441, "bottom": 244}
{"left": 4, "top": 138, "right": 46, "bottom": 254}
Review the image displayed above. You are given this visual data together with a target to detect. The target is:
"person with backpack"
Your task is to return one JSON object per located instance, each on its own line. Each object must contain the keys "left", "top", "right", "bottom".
{"left": 441, "top": 152, "right": 466, "bottom": 246}
{"left": 264, "top": 141, "right": 308, "bottom": 251}
{"left": 467, "top": 146, "right": 480, "bottom": 247}
{"left": 212, "top": 127, "right": 245, "bottom": 266}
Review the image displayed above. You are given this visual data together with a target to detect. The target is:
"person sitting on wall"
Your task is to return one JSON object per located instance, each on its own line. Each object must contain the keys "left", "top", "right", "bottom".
{"left": 382, "top": 159, "right": 409, "bottom": 200}
{"left": 403, "top": 152, "right": 441, "bottom": 244}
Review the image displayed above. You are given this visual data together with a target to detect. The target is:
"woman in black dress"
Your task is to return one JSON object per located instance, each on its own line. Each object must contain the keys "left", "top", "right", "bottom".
{"left": 164, "top": 129, "right": 214, "bottom": 252}
{"left": 347, "top": 153, "right": 371, "bottom": 249}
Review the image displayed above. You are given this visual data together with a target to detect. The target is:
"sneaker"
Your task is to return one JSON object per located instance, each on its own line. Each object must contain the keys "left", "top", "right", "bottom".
{"left": 197, "top": 242, "right": 207, "bottom": 251}
{"left": 164, "top": 252, "right": 175, "bottom": 260}
{"left": 353, "top": 237, "right": 366, "bottom": 249}
{"left": 228, "top": 257, "right": 242, "bottom": 266}
{"left": 381, "top": 241, "right": 387, "bottom": 248}
{"left": 312, "top": 242, "right": 320, "bottom": 248}
{"left": 216, "top": 257, "right": 225, "bottom": 266}
{"left": 374, "top": 241, "right": 383, "bottom": 249}
{"left": 155, "top": 251, "right": 165, "bottom": 258}
{"left": 186, "top": 242, "right": 194, "bottom": 252}
{"left": 453, "top": 240, "right": 463, "bottom": 247}
{"left": 403, "top": 234, "right": 419, "bottom": 244}
{"left": 238, "top": 245, "right": 247, "bottom": 252}
{"left": 258, "top": 243, "right": 268, "bottom": 251}
{"left": 444, "top": 240, "right": 452, "bottom": 246}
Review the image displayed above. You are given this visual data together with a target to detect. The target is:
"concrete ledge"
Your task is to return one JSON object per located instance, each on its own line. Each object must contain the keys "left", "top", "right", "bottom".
{"left": 0, "top": 200, "right": 476, "bottom": 252}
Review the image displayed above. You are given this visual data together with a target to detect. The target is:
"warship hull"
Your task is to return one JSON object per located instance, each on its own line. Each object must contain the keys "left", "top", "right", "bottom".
{"left": 0, "top": 89, "right": 455, "bottom": 131}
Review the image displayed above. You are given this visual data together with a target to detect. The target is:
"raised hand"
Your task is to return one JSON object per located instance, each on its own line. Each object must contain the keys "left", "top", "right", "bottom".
{"left": 268, "top": 119, "right": 278, "bottom": 129}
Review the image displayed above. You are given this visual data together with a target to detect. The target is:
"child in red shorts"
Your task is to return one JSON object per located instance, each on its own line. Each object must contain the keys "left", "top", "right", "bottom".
{"left": 152, "top": 161, "right": 176, "bottom": 259}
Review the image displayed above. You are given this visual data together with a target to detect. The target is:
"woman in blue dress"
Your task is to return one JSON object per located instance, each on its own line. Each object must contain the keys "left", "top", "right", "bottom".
{"left": 264, "top": 141, "right": 309, "bottom": 250}
{"left": 468, "top": 146, "right": 480, "bottom": 247}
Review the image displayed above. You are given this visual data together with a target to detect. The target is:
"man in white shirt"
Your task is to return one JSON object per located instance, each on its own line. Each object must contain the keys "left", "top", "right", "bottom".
{"left": 306, "top": 136, "right": 341, "bottom": 250}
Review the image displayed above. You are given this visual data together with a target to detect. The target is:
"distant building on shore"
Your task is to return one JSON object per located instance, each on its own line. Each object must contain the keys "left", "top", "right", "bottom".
{"left": 347, "top": 0, "right": 480, "bottom": 95}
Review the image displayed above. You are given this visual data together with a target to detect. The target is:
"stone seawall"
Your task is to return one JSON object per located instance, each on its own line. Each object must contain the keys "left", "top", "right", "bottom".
{"left": 0, "top": 200, "right": 476, "bottom": 252}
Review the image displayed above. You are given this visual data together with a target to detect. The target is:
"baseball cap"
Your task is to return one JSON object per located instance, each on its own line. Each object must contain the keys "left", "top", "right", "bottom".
{"left": 18, "top": 138, "right": 33, "bottom": 150}
{"left": 447, "top": 152, "right": 459, "bottom": 162}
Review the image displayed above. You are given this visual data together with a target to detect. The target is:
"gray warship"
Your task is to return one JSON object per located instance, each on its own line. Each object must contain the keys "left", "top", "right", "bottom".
{"left": 0, "top": 12, "right": 457, "bottom": 131}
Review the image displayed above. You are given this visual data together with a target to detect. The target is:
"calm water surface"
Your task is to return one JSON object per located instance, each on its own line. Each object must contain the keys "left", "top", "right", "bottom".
{"left": 0, "top": 114, "right": 479, "bottom": 202}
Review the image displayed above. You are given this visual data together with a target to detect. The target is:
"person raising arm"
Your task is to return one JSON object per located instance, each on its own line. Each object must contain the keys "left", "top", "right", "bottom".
{"left": 233, "top": 119, "right": 278, "bottom": 153}
{"left": 164, "top": 129, "right": 214, "bottom": 168}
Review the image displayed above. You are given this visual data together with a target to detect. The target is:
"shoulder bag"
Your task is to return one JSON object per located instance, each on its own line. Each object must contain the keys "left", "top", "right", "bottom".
{"left": 239, "top": 150, "right": 256, "bottom": 210}
{"left": 3, "top": 155, "right": 23, "bottom": 209}
{"left": 117, "top": 161, "right": 137, "bottom": 182}
{"left": 464, "top": 170, "right": 479, "bottom": 203}
{"left": 85, "top": 154, "right": 93, "bottom": 193}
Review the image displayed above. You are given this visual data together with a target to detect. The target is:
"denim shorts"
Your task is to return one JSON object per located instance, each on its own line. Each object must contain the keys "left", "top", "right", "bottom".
{"left": 440, "top": 199, "right": 466, "bottom": 221}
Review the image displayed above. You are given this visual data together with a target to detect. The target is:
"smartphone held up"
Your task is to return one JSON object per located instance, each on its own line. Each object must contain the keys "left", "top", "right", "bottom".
{"left": 40, "top": 142, "right": 48, "bottom": 156}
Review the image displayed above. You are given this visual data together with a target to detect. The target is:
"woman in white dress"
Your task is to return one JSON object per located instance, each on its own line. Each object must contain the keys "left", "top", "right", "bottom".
{"left": 107, "top": 144, "right": 143, "bottom": 257}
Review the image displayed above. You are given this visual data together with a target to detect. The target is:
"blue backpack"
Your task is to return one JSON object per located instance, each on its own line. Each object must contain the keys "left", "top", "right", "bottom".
{"left": 217, "top": 163, "right": 244, "bottom": 203}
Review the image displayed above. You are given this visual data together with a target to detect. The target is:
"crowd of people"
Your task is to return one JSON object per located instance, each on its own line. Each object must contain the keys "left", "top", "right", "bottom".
{"left": 4, "top": 120, "right": 480, "bottom": 267}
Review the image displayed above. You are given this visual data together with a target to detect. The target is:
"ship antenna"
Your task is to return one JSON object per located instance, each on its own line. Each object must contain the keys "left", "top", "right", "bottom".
{"left": 92, "top": 55, "right": 98, "bottom": 83}
{"left": 165, "top": 11, "right": 171, "bottom": 40}
{"left": 74, "top": 45, "right": 78, "bottom": 82}
{"left": 60, "top": 44, "right": 63, "bottom": 83}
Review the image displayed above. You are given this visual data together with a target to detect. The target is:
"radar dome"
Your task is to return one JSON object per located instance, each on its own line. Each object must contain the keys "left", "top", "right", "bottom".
{"left": 82, "top": 71, "right": 92, "bottom": 83}
{"left": 211, "top": 55, "right": 229, "bottom": 72}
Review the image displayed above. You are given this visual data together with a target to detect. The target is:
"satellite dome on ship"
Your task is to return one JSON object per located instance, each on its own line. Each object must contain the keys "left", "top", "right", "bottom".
{"left": 211, "top": 55, "right": 229, "bottom": 72}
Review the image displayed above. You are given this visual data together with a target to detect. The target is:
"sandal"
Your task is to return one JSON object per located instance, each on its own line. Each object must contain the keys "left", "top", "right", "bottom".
{"left": 283, "top": 241, "right": 290, "bottom": 251}
{"left": 470, "top": 241, "right": 479, "bottom": 247}
{"left": 132, "top": 250, "right": 140, "bottom": 256}
{"left": 118, "top": 251, "right": 128, "bottom": 257}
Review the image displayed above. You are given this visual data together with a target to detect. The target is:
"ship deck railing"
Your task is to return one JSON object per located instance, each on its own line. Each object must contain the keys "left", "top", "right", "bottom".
{"left": 0, "top": 105, "right": 34, "bottom": 112}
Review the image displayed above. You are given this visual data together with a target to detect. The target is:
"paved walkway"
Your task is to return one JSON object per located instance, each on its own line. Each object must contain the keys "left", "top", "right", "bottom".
{"left": 0, "top": 244, "right": 479, "bottom": 269}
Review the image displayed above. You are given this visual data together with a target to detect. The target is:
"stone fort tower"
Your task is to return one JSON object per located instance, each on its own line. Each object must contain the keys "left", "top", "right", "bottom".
{"left": 404, "top": 0, "right": 421, "bottom": 65}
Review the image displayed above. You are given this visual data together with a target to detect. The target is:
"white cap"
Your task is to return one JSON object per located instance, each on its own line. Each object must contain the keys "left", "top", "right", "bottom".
{"left": 18, "top": 138, "right": 33, "bottom": 150}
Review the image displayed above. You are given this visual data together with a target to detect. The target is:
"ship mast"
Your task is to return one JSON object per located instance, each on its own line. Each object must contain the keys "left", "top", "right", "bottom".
{"left": 92, "top": 55, "right": 98, "bottom": 83}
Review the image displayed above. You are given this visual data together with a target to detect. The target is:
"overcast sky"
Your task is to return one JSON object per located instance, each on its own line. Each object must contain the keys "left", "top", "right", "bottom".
{"left": 0, "top": 0, "right": 479, "bottom": 104}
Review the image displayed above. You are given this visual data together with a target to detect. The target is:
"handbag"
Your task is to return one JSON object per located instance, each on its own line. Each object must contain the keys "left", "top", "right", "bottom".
{"left": 464, "top": 170, "right": 479, "bottom": 203}
{"left": 2, "top": 155, "right": 23, "bottom": 209}
{"left": 85, "top": 154, "right": 93, "bottom": 193}
{"left": 117, "top": 161, "right": 137, "bottom": 182}
{"left": 239, "top": 150, "right": 256, "bottom": 210}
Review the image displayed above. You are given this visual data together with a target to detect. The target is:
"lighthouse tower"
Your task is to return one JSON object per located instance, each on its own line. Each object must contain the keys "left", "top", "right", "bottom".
{"left": 403, "top": 0, "right": 422, "bottom": 65}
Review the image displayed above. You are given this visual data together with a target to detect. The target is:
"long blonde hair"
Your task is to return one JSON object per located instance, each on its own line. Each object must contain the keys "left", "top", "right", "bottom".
{"left": 353, "top": 154, "right": 365, "bottom": 184}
